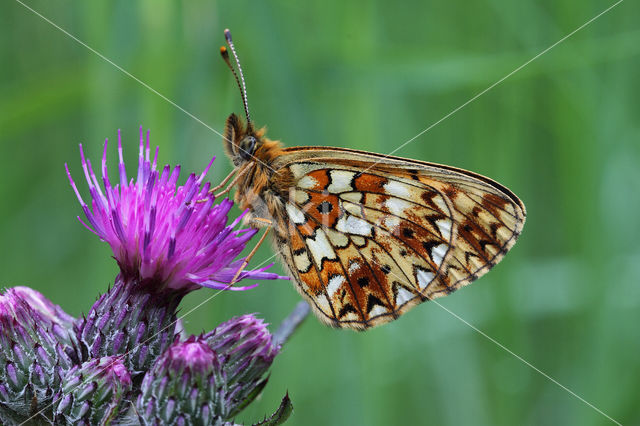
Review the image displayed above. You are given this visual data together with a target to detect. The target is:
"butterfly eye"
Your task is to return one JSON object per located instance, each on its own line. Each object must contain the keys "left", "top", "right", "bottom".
{"left": 238, "top": 136, "right": 257, "bottom": 160}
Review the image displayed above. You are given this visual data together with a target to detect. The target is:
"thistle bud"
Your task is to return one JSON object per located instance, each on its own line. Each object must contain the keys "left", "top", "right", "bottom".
{"left": 204, "top": 315, "right": 279, "bottom": 418}
{"left": 0, "top": 287, "right": 78, "bottom": 423}
{"left": 136, "top": 337, "right": 228, "bottom": 425}
{"left": 54, "top": 356, "right": 132, "bottom": 425}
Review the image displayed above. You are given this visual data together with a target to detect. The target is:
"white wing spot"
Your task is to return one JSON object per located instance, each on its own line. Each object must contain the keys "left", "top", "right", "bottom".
{"left": 298, "top": 175, "right": 319, "bottom": 190}
{"left": 432, "top": 194, "right": 448, "bottom": 212}
{"left": 466, "top": 253, "right": 485, "bottom": 271}
{"left": 369, "top": 305, "right": 389, "bottom": 317}
{"left": 326, "top": 228, "right": 349, "bottom": 248}
{"left": 349, "top": 261, "right": 361, "bottom": 274}
{"left": 307, "top": 229, "right": 337, "bottom": 266}
{"left": 340, "top": 310, "right": 360, "bottom": 322}
{"left": 336, "top": 215, "right": 372, "bottom": 236}
{"left": 286, "top": 203, "right": 306, "bottom": 224}
{"left": 384, "top": 180, "right": 410, "bottom": 198}
{"left": 340, "top": 192, "right": 363, "bottom": 203}
{"left": 504, "top": 202, "right": 516, "bottom": 216}
{"left": 351, "top": 235, "right": 366, "bottom": 247}
{"left": 327, "top": 275, "right": 345, "bottom": 298}
{"left": 395, "top": 287, "right": 414, "bottom": 306}
{"left": 289, "top": 164, "right": 309, "bottom": 179}
{"left": 384, "top": 197, "right": 412, "bottom": 217}
{"left": 416, "top": 268, "right": 435, "bottom": 290}
{"left": 431, "top": 243, "right": 448, "bottom": 266}
{"left": 293, "top": 189, "right": 310, "bottom": 204}
{"left": 343, "top": 202, "right": 361, "bottom": 216}
{"left": 315, "top": 293, "right": 331, "bottom": 315}
{"left": 293, "top": 251, "right": 311, "bottom": 273}
{"left": 383, "top": 215, "right": 401, "bottom": 233}
{"left": 436, "top": 218, "right": 452, "bottom": 241}
{"left": 495, "top": 224, "right": 511, "bottom": 242}
{"left": 327, "top": 171, "right": 355, "bottom": 193}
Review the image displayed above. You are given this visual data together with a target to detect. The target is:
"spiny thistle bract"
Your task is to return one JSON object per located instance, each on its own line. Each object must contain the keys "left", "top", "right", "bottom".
{"left": 0, "top": 128, "right": 299, "bottom": 425}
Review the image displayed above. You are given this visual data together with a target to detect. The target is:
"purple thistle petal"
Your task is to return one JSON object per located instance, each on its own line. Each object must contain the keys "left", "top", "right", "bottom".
{"left": 199, "top": 156, "right": 216, "bottom": 184}
{"left": 145, "top": 130, "right": 151, "bottom": 164}
{"left": 75, "top": 216, "right": 98, "bottom": 235}
{"left": 117, "top": 131, "right": 127, "bottom": 186}
{"left": 195, "top": 280, "right": 260, "bottom": 291}
{"left": 152, "top": 145, "right": 159, "bottom": 171}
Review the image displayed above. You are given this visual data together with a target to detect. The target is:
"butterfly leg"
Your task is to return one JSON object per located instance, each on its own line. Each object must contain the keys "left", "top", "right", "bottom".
{"left": 194, "top": 166, "right": 243, "bottom": 204}
{"left": 208, "top": 167, "right": 238, "bottom": 194}
{"left": 231, "top": 224, "right": 272, "bottom": 284}
{"left": 249, "top": 217, "right": 273, "bottom": 227}
{"left": 214, "top": 164, "right": 250, "bottom": 198}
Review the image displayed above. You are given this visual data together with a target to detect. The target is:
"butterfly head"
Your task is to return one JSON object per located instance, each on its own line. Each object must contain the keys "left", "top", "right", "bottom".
{"left": 223, "top": 113, "right": 266, "bottom": 166}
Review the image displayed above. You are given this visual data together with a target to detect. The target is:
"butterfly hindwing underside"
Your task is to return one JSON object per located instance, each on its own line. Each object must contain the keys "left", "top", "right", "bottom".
{"left": 269, "top": 148, "right": 526, "bottom": 330}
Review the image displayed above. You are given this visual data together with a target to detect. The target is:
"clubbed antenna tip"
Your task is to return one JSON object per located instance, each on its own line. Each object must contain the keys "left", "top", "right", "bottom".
{"left": 220, "top": 29, "right": 252, "bottom": 128}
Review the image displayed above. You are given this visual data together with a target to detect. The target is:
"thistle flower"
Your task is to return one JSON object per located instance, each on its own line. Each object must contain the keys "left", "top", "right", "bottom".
{"left": 55, "top": 356, "right": 132, "bottom": 425}
{"left": 66, "top": 128, "right": 286, "bottom": 374}
{"left": 54, "top": 128, "right": 299, "bottom": 424}
{"left": 65, "top": 127, "right": 284, "bottom": 293}
{"left": 0, "top": 287, "right": 78, "bottom": 423}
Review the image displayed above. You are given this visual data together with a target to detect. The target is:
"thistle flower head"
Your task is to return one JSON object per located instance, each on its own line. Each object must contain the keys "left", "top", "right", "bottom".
{"left": 65, "top": 128, "right": 285, "bottom": 293}
{"left": 0, "top": 287, "right": 77, "bottom": 422}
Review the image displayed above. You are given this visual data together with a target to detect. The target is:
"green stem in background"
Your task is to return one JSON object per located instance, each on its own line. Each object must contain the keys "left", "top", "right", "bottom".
{"left": 273, "top": 302, "right": 311, "bottom": 347}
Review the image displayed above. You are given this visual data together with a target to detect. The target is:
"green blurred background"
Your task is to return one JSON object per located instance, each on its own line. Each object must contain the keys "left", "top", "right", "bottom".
{"left": 1, "top": 1, "right": 638, "bottom": 425}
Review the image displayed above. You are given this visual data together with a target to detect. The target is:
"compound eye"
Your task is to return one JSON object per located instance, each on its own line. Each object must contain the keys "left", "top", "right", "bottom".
{"left": 238, "top": 136, "right": 256, "bottom": 160}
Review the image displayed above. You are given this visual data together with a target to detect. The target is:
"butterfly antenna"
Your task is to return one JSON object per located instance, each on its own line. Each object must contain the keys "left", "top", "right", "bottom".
{"left": 221, "top": 29, "right": 252, "bottom": 130}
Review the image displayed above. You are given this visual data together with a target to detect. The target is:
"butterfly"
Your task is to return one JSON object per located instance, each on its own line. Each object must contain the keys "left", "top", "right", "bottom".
{"left": 214, "top": 30, "right": 526, "bottom": 330}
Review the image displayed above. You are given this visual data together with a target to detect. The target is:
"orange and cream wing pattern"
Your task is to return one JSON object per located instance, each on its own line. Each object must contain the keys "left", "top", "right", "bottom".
{"left": 272, "top": 148, "right": 526, "bottom": 330}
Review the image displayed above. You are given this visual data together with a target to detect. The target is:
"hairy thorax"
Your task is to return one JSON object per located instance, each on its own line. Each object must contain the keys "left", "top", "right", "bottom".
{"left": 233, "top": 138, "right": 294, "bottom": 232}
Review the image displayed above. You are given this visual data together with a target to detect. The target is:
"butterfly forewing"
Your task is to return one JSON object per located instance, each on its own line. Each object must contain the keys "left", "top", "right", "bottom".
{"left": 270, "top": 148, "right": 525, "bottom": 329}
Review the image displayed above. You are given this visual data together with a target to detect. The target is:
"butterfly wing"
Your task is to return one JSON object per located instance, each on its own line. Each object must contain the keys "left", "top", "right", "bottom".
{"left": 269, "top": 147, "right": 526, "bottom": 330}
